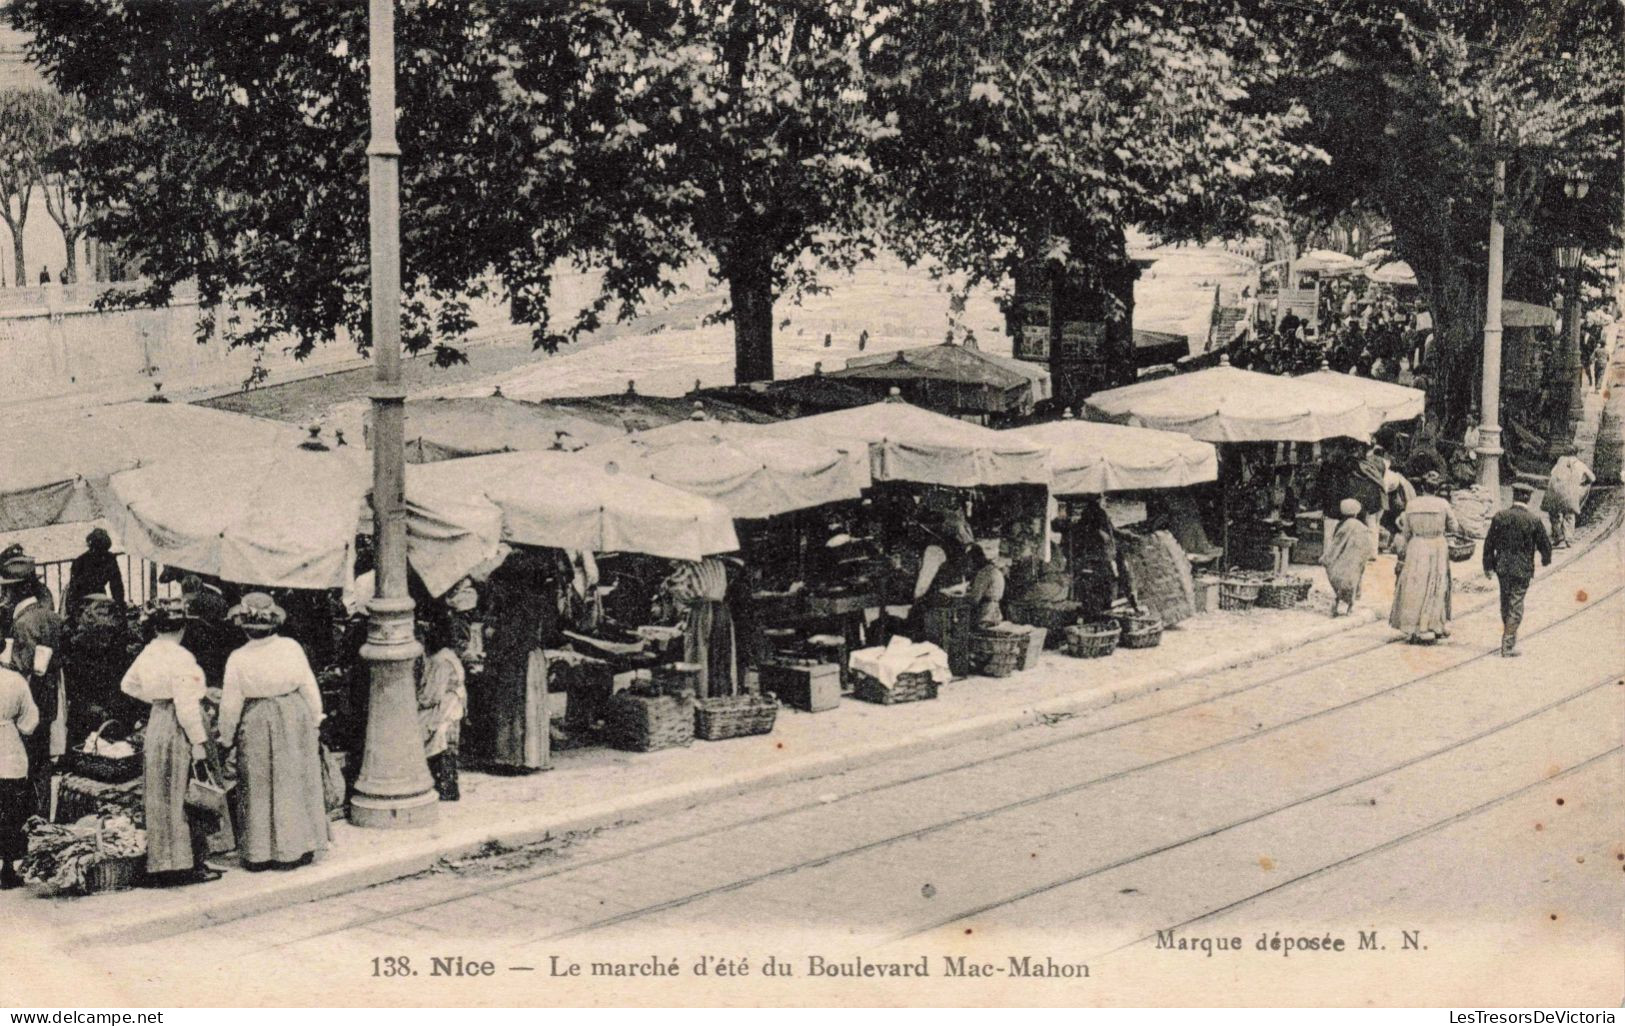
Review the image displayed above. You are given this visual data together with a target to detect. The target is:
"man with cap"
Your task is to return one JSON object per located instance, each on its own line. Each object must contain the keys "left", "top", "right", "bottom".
{"left": 2, "top": 551, "right": 64, "bottom": 812}
{"left": 1482, "top": 482, "right": 1553, "bottom": 658}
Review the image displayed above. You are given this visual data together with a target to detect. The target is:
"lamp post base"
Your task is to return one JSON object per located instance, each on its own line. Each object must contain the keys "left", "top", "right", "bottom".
{"left": 348, "top": 594, "right": 438, "bottom": 830}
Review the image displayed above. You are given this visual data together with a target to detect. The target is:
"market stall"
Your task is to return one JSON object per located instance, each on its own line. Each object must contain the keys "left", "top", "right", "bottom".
{"left": 409, "top": 450, "right": 751, "bottom": 764}
{"left": 757, "top": 397, "right": 1055, "bottom": 676}
{"left": 1085, "top": 358, "right": 1377, "bottom": 581}
{"left": 1296, "top": 365, "right": 1425, "bottom": 426}
{"left": 1007, "top": 419, "right": 1221, "bottom": 639}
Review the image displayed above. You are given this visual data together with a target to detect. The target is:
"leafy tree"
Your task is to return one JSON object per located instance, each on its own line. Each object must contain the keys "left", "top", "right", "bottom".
{"left": 11, "top": 0, "right": 656, "bottom": 366}
{"left": 38, "top": 96, "right": 89, "bottom": 284}
{"left": 0, "top": 88, "right": 58, "bottom": 287}
{"left": 868, "top": 1, "right": 1320, "bottom": 326}
{"left": 1265, "top": 0, "right": 1624, "bottom": 434}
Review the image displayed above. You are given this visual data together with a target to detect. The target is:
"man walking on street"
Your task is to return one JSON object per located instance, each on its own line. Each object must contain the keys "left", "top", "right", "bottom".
{"left": 1482, "top": 482, "right": 1552, "bottom": 658}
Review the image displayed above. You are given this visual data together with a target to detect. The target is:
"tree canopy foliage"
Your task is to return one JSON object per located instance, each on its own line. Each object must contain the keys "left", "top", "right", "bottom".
{"left": 1264, "top": 0, "right": 1624, "bottom": 429}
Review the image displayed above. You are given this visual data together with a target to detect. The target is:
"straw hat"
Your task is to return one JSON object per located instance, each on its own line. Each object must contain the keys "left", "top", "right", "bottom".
{"left": 145, "top": 597, "right": 193, "bottom": 633}
{"left": 0, "top": 552, "right": 36, "bottom": 585}
{"left": 229, "top": 592, "right": 287, "bottom": 632}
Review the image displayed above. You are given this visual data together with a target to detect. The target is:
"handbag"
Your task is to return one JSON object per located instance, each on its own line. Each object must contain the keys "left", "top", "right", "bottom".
{"left": 183, "top": 746, "right": 238, "bottom": 855}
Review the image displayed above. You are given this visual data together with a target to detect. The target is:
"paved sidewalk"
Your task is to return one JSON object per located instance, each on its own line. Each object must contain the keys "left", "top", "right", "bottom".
{"left": 16, "top": 595, "right": 1381, "bottom": 945}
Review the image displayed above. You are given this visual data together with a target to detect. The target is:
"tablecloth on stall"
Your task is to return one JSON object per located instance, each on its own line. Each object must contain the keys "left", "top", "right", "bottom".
{"left": 849, "top": 637, "right": 951, "bottom": 688}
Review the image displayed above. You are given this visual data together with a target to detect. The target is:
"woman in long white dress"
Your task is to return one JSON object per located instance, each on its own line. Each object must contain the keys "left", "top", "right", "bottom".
{"left": 217, "top": 593, "right": 328, "bottom": 870}
{"left": 1388, "top": 473, "right": 1461, "bottom": 643}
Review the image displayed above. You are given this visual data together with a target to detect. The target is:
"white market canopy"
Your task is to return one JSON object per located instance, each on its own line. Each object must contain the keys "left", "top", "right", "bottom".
{"left": 1084, "top": 361, "right": 1374, "bottom": 443}
{"left": 369, "top": 395, "right": 626, "bottom": 462}
{"left": 0, "top": 403, "right": 303, "bottom": 533}
{"left": 1367, "top": 260, "right": 1417, "bottom": 286}
{"left": 410, "top": 450, "right": 740, "bottom": 561}
{"left": 106, "top": 448, "right": 503, "bottom": 595}
{"left": 1297, "top": 368, "right": 1425, "bottom": 424}
{"left": 754, "top": 399, "right": 1053, "bottom": 488}
{"left": 585, "top": 418, "right": 871, "bottom": 519}
{"left": 1016, "top": 420, "right": 1218, "bottom": 495}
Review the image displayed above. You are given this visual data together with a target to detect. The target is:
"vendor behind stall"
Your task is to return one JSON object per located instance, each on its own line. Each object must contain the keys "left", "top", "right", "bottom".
{"left": 474, "top": 548, "right": 563, "bottom": 772}
{"left": 1067, "top": 496, "right": 1122, "bottom": 617}
{"left": 664, "top": 556, "right": 738, "bottom": 699}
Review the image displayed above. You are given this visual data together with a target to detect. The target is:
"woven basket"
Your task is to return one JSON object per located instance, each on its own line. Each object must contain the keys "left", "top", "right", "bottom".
{"left": 604, "top": 692, "right": 695, "bottom": 752}
{"left": 694, "top": 693, "right": 777, "bottom": 741}
{"left": 1003, "top": 600, "right": 1085, "bottom": 632}
{"left": 852, "top": 669, "right": 938, "bottom": 705}
{"left": 970, "top": 631, "right": 1028, "bottom": 678}
{"left": 70, "top": 721, "right": 142, "bottom": 784}
{"left": 1112, "top": 612, "right": 1164, "bottom": 649}
{"left": 1447, "top": 536, "right": 1476, "bottom": 563}
{"left": 1255, "top": 575, "right": 1312, "bottom": 609}
{"left": 81, "top": 854, "right": 142, "bottom": 895}
{"left": 1063, "top": 620, "right": 1120, "bottom": 659}
{"left": 1218, "top": 579, "right": 1261, "bottom": 611}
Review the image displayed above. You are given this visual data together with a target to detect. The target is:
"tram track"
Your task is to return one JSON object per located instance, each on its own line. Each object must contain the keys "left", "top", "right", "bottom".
{"left": 887, "top": 670, "right": 1623, "bottom": 942}
{"left": 540, "top": 593, "right": 1624, "bottom": 942}
{"left": 279, "top": 529, "right": 1623, "bottom": 950}
{"left": 1092, "top": 745, "right": 1622, "bottom": 961}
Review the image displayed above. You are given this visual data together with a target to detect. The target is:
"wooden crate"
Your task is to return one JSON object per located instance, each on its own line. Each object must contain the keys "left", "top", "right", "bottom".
{"left": 760, "top": 661, "right": 841, "bottom": 713}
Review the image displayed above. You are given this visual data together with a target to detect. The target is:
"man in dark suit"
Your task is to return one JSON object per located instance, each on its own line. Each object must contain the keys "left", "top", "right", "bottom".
{"left": 1482, "top": 482, "right": 1553, "bottom": 657}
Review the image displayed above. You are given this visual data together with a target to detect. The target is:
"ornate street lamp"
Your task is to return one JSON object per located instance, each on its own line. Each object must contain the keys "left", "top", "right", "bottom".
{"left": 1551, "top": 170, "right": 1591, "bottom": 456}
{"left": 350, "top": 0, "right": 437, "bottom": 828}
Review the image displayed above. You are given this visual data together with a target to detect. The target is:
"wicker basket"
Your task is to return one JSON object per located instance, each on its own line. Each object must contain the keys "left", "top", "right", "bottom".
{"left": 70, "top": 721, "right": 142, "bottom": 784}
{"left": 651, "top": 662, "right": 704, "bottom": 697}
{"left": 1218, "top": 579, "right": 1261, "bottom": 611}
{"left": 1063, "top": 620, "right": 1121, "bottom": 659}
{"left": 81, "top": 854, "right": 142, "bottom": 895}
{"left": 970, "top": 630, "right": 1028, "bottom": 678}
{"left": 1003, "top": 599, "right": 1085, "bottom": 632}
{"left": 851, "top": 669, "right": 938, "bottom": 705}
{"left": 603, "top": 692, "right": 695, "bottom": 752}
{"left": 693, "top": 693, "right": 778, "bottom": 741}
{"left": 1113, "top": 612, "right": 1164, "bottom": 649}
{"left": 1255, "top": 575, "right": 1313, "bottom": 609}
{"left": 1447, "top": 536, "right": 1476, "bottom": 563}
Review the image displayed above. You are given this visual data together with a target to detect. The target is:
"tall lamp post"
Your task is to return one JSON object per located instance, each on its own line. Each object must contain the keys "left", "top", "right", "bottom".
{"left": 1477, "top": 155, "right": 1507, "bottom": 495}
{"left": 350, "top": 0, "right": 438, "bottom": 829}
{"left": 1552, "top": 170, "right": 1591, "bottom": 454}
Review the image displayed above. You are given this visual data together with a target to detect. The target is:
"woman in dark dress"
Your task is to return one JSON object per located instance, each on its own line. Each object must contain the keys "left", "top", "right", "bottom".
{"left": 474, "top": 549, "right": 559, "bottom": 772}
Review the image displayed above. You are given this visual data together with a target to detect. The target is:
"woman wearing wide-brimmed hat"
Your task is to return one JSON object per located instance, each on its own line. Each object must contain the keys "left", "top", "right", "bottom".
{"left": 119, "top": 598, "right": 220, "bottom": 884}
{"left": 217, "top": 593, "right": 328, "bottom": 870}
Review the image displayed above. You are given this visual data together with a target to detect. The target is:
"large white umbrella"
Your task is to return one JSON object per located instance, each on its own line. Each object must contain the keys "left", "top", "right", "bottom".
{"left": 1297, "top": 368, "right": 1425, "bottom": 424}
{"left": 1084, "top": 360, "right": 1374, "bottom": 443}
{"left": 586, "top": 419, "right": 871, "bottom": 519}
{"left": 1367, "top": 260, "right": 1417, "bottom": 286}
{"left": 1016, "top": 420, "right": 1218, "bottom": 495}
{"left": 0, "top": 403, "right": 303, "bottom": 533}
{"left": 410, "top": 450, "right": 739, "bottom": 561}
{"left": 755, "top": 399, "right": 1053, "bottom": 488}
{"left": 107, "top": 448, "right": 503, "bottom": 594}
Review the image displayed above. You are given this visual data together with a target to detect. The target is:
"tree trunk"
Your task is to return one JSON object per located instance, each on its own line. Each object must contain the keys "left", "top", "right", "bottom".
{"left": 728, "top": 263, "right": 775, "bottom": 383}
{"left": 1423, "top": 263, "right": 1486, "bottom": 442}
{"left": 63, "top": 233, "right": 78, "bottom": 285}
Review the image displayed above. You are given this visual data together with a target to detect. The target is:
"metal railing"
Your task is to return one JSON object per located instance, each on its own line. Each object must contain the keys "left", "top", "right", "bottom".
{"left": 35, "top": 552, "right": 177, "bottom": 613}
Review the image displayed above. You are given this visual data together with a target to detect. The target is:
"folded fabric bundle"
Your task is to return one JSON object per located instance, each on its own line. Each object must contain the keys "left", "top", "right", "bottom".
{"left": 849, "top": 636, "right": 951, "bottom": 688}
